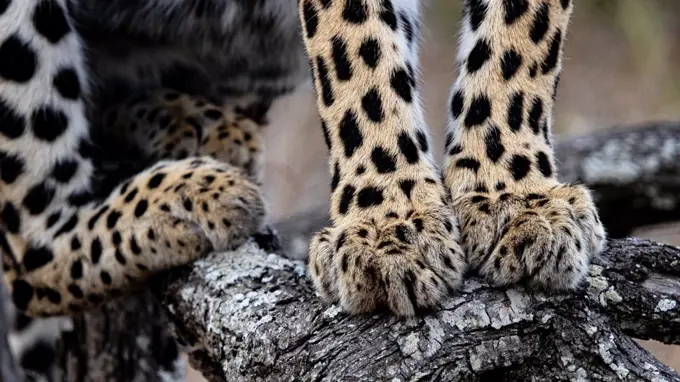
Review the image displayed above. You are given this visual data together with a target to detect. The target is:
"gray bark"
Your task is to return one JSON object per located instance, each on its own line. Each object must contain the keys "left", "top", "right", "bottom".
{"left": 1, "top": 122, "right": 680, "bottom": 381}
{"left": 156, "top": 237, "right": 680, "bottom": 381}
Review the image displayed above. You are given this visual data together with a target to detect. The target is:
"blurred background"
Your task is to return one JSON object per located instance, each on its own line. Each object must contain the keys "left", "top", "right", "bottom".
{"left": 189, "top": 0, "right": 680, "bottom": 379}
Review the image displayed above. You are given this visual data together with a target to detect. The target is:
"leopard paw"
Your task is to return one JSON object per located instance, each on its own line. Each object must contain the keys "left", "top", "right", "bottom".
{"left": 308, "top": 209, "right": 465, "bottom": 316}
{"left": 455, "top": 184, "right": 606, "bottom": 291}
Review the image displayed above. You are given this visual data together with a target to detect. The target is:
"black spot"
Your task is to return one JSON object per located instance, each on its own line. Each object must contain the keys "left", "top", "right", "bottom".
{"left": 467, "top": 39, "right": 492, "bottom": 73}
{"left": 68, "top": 284, "right": 83, "bottom": 298}
{"left": 321, "top": 119, "right": 332, "bottom": 150}
{"left": 31, "top": 106, "right": 69, "bottom": 142}
{"left": 504, "top": 0, "right": 529, "bottom": 24}
{"left": 203, "top": 109, "right": 222, "bottom": 120}
{"left": 46, "top": 211, "right": 60, "bottom": 228}
{"left": 0, "top": 99, "right": 25, "bottom": 139}
{"left": 302, "top": 1, "right": 318, "bottom": 38}
{"left": 371, "top": 146, "right": 397, "bottom": 174}
{"left": 359, "top": 37, "right": 381, "bottom": 69}
{"left": 397, "top": 132, "right": 419, "bottom": 163}
{"left": 552, "top": 74, "right": 561, "bottom": 100}
{"left": 1, "top": 202, "right": 19, "bottom": 233}
{"left": 23, "top": 246, "right": 54, "bottom": 271}
{"left": 51, "top": 159, "right": 78, "bottom": 183}
{"left": 412, "top": 130, "right": 429, "bottom": 155}
{"left": 561, "top": 0, "right": 570, "bottom": 9}
{"left": 54, "top": 214, "right": 78, "bottom": 239}
{"left": 450, "top": 90, "right": 465, "bottom": 118}
{"left": 90, "top": 238, "right": 102, "bottom": 264}
{"left": 130, "top": 236, "right": 141, "bottom": 255}
{"left": 484, "top": 125, "right": 505, "bottom": 163}
{"left": 361, "top": 88, "right": 384, "bottom": 123}
{"left": 70, "top": 260, "right": 83, "bottom": 279}
{"left": 456, "top": 158, "right": 480, "bottom": 172}
{"left": 147, "top": 173, "right": 166, "bottom": 189}
{"left": 315, "top": 56, "right": 334, "bottom": 107}
{"left": 182, "top": 198, "right": 192, "bottom": 212}
{"left": 342, "top": 0, "right": 367, "bottom": 24}
{"left": 509, "top": 154, "right": 531, "bottom": 180}
{"left": 0, "top": 35, "right": 37, "bottom": 83}
{"left": 100, "top": 270, "right": 112, "bottom": 285}
{"left": 528, "top": 97, "right": 543, "bottom": 135}
{"left": 541, "top": 30, "right": 562, "bottom": 74}
{"left": 331, "top": 162, "right": 341, "bottom": 191}
{"left": 332, "top": 36, "right": 352, "bottom": 81}
{"left": 465, "top": 0, "right": 488, "bottom": 31}
{"left": 123, "top": 188, "right": 138, "bottom": 203}
{"left": 399, "top": 179, "right": 415, "bottom": 199}
{"left": 448, "top": 144, "right": 463, "bottom": 156}
{"left": 32, "top": 0, "right": 71, "bottom": 43}
{"left": 22, "top": 182, "right": 55, "bottom": 215}
{"left": 495, "top": 182, "right": 506, "bottom": 191}
{"left": 507, "top": 92, "right": 524, "bottom": 132}
{"left": 395, "top": 224, "right": 410, "bottom": 243}
{"left": 536, "top": 151, "right": 553, "bottom": 177}
{"left": 134, "top": 199, "right": 148, "bottom": 218}
{"left": 70, "top": 236, "right": 81, "bottom": 251}
{"left": 357, "top": 187, "right": 384, "bottom": 208}
{"left": 53, "top": 67, "right": 80, "bottom": 100}
{"left": 338, "top": 110, "right": 363, "bottom": 158}
{"left": 464, "top": 94, "right": 491, "bottom": 128}
{"left": 530, "top": 2, "right": 550, "bottom": 44}
{"left": 106, "top": 210, "right": 121, "bottom": 229}
{"left": 390, "top": 68, "right": 413, "bottom": 103}
{"left": 115, "top": 249, "right": 126, "bottom": 265}
{"left": 11, "top": 280, "right": 34, "bottom": 311}
{"left": 87, "top": 205, "right": 108, "bottom": 230}
{"left": 529, "top": 63, "right": 538, "bottom": 77}
{"left": 338, "top": 185, "right": 356, "bottom": 215}
{"left": 398, "top": 13, "right": 414, "bottom": 45}
{"left": 379, "top": 0, "right": 397, "bottom": 29}
{"left": 501, "top": 49, "right": 522, "bottom": 80}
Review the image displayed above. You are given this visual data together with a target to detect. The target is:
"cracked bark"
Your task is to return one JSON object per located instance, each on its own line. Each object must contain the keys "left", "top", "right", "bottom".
{"left": 156, "top": 237, "right": 680, "bottom": 381}
{"left": 1, "top": 122, "right": 680, "bottom": 381}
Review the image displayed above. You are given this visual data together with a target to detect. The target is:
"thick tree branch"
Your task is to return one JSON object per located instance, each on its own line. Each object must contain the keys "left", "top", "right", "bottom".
{"left": 556, "top": 121, "right": 680, "bottom": 237}
{"left": 157, "top": 237, "right": 680, "bottom": 381}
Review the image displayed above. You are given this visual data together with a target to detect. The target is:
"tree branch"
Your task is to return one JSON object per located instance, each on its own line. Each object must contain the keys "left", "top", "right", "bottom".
{"left": 555, "top": 121, "right": 680, "bottom": 237}
{"left": 157, "top": 237, "right": 680, "bottom": 381}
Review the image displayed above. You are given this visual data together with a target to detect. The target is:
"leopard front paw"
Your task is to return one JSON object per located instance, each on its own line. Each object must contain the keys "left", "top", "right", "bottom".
{"left": 308, "top": 209, "right": 465, "bottom": 316}
{"left": 455, "top": 184, "right": 606, "bottom": 291}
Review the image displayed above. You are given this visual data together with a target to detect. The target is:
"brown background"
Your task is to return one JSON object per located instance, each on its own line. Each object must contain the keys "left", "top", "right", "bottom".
{"left": 189, "top": 1, "right": 680, "bottom": 379}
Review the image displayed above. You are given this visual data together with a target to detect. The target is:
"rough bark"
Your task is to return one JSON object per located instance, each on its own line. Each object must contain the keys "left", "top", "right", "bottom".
{"left": 155, "top": 237, "right": 680, "bottom": 381}
{"left": 1, "top": 122, "right": 679, "bottom": 381}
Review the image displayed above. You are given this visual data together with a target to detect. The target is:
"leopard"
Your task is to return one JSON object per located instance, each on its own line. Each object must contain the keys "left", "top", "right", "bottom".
{"left": 0, "top": 0, "right": 606, "bottom": 380}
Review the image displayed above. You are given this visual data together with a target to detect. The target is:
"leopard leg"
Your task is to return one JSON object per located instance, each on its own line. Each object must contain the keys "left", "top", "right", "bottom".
{"left": 299, "top": 0, "right": 466, "bottom": 316}
{"left": 442, "top": 0, "right": 606, "bottom": 290}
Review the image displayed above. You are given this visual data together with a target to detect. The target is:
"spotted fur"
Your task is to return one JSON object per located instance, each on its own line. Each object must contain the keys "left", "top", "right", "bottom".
{"left": 301, "top": 0, "right": 606, "bottom": 316}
